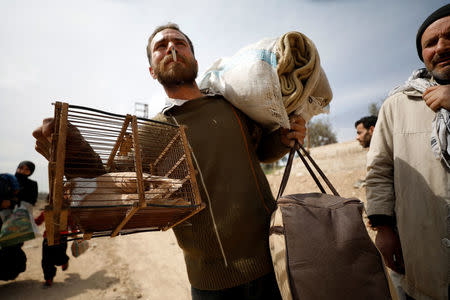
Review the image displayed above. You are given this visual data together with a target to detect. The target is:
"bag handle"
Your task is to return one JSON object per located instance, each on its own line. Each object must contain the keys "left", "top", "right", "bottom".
{"left": 276, "top": 142, "right": 340, "bottom": 200}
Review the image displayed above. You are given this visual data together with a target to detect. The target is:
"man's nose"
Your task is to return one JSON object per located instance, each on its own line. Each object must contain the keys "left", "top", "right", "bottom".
{"left": 435, "top": 37, "right": 450, "bottom": 54}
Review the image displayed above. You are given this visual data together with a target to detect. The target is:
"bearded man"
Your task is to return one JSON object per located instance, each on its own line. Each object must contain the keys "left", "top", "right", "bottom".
{"left": 365, "top": 4, "right": 450, "bottom": 300}
{"left": 145, "top": 23, "right": 306, "bottom": 300}
{"left": 355, "top": 115, "right": 377, "bottom": 148}
{"left": 32, "top": 23, "right": 306, "bottom": 299}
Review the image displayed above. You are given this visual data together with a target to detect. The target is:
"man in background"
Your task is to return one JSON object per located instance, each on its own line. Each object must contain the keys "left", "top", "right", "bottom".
{"left": 15, "top": 160, "right": 38, "bottom": 206}
{"left": 355, "top": 116, "right": 377, "bottom": 148}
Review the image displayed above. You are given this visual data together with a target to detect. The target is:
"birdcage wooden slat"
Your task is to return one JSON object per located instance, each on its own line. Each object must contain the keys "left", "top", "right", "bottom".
{"left": 45, "top": 102, "right": 204, "bottom": 245}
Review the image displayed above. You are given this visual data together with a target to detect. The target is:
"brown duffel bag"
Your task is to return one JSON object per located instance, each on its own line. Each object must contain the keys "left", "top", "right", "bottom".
{"left": 269, "top": 143, "right": 391, "bottom": 300}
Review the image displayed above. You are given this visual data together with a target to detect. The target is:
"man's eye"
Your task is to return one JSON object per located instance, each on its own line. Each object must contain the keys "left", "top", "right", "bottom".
{"left": 423, "top": 38, "right": 437, "bottom": 48}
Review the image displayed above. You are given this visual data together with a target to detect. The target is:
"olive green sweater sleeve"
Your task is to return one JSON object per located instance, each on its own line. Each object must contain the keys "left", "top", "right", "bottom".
{"left": 256, "top": 128, "right": 290, "bottom": 163}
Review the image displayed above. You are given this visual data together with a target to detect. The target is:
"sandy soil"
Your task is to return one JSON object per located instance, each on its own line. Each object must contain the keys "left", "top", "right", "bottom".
{"left": 0, "top": 140, "right": 372, "bottom": 300}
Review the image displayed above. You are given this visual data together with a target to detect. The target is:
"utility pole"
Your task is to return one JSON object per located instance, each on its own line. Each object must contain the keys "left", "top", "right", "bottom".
{"left": 134, "top": 102, "right": 148, "bottom": 118}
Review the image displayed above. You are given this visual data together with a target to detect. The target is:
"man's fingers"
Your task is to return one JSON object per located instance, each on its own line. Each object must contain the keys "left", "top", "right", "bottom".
{"left": 35, "top": 139, "right": 51, "bottom": 160}
{"left": 290, "top": 123, "right": 306, "bottom": 133}
{"left": 286, "top": 131, "right": 305, "bottom": 143}
{"left": 423, "top": 85, "right": 438, "bottom": 97}
{"left": 381, "top": 253, "right": 396, "bottom": 271}
{"left": 33, "top": 118, "right": 54, "bottom": 139}
{"left": 289, "top": 115, "right": 306, "bottom": 126}
{"left": 379, "top": 250, "right": 404, "bottom": 274}
{"left": 35, "top": 145, "right": 50, "bottom": 160}
{"left": 33, "top": 117, "right": 54, "bottom": 160}
{"left": 36, "top": 138, "right": 51, "bottom": 152}
{"left": 32, "top": 126, "right": 43, "bottom": 139}
{"left": 280, "top": 115, "right": 306, "bottom": 148}
{"left": 42, "top": 118, "right": 55, "bottom": 139}
{"left": 429, "top": 101, "right": 440, "bottom": 112}
{"left": 425, "top": 95, "right": 442, "bottom": 112}
{"left": 393, "top": 248, "right": 405, "bottom": 274}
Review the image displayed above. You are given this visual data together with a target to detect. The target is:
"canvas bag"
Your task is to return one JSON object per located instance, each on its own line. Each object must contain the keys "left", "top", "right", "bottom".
{"left": 269, "top": 144, "right": 391, "bottom": 300}
{"left": 0, "top": 202, "right": 39, "bottom": 249}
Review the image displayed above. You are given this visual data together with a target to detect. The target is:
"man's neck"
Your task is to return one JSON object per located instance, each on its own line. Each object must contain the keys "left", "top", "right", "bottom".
{"left": 163, "top": 82, "right": 204, "bottom": 100}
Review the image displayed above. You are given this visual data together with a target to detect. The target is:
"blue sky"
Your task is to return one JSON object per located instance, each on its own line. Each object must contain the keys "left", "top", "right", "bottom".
{"left": 0, "top": 0, "right": 447, "bottom": 192}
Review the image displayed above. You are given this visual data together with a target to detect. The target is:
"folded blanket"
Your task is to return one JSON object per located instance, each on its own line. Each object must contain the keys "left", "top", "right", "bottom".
{"left": 276, "top": 31, "right": 333, "bottom": 120}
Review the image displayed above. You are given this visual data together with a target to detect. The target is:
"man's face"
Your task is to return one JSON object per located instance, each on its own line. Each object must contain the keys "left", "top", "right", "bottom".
{"left": 16, "top": 165, "right": 31, "bottom": 176}
{"left": 356, "top": 123, "right": 373, "bottom": 148}
{"left": 421, "top": 16, "right": 450, "bottom": 81}
{"left": 149, "top": 29, "right": 198, "bottom": 86}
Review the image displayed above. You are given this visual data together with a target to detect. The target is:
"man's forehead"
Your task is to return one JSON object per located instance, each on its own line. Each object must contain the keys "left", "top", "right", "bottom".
{"left": 423, "top": 15, "right": 450, "bottom": 37}
{"left": 151, "top": 29, "right": 188, "bottom": 47}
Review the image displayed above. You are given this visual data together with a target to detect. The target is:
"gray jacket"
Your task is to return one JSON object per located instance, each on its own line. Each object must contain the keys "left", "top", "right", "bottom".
{"left": 366, "top": 89, "right": 449, "bottom": 300}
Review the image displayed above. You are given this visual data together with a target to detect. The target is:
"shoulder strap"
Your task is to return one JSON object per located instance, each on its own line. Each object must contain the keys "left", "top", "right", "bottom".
{"left": 276, "top": 142, "right": 340, "bottom": 200}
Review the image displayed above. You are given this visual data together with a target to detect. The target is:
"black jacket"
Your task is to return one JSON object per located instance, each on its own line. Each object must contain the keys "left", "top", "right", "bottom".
{"left": 15, "top": 175, "right": 38, "bottom": 206}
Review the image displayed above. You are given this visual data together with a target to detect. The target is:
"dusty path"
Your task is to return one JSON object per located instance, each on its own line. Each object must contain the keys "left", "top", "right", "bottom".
{"left": 0, "top": 217, "right": 190, "bottom": 300}
{"left": 0, "top": 140, "right": 371, "bottom": 300}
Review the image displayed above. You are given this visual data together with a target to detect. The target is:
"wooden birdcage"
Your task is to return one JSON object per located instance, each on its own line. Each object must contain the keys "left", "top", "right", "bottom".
{"left": 45, "top": 102, "right": 204, "bottom": 245}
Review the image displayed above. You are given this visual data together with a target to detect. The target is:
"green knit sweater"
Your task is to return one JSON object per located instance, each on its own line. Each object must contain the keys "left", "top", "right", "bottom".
{"left": 157, "top": 95, "right": 289, "bottom": 290}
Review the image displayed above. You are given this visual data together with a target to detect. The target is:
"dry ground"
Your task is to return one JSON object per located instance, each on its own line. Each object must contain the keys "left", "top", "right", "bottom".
{"left": 0, "top": 140, "right": 372, "bottom": 300}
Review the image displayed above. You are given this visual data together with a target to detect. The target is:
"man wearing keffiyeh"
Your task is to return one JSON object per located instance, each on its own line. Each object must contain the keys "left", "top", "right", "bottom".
{"left": 365, "top": 4, "right": 450, "bottom": 300}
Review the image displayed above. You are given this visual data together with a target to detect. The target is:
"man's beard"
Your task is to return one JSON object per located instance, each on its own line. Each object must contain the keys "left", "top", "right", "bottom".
{"left": 152, "top": 54, "right": 198, "bottom": 87}
{"left": 361, "top": 133, "right": 371, "bottom": 148}
{"left": 429, "top": 52, "right": 450, "bottom": 84}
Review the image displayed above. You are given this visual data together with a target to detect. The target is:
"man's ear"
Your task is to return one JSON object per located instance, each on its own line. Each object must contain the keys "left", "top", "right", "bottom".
{"left": 369, "top": 125, "right": 375, "bottom": 135}
{"left": 149, "top": 66, "right": 156, "bottom": 79}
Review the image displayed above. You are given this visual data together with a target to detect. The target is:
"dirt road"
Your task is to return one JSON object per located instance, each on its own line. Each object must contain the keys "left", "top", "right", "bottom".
{"left": 0, "top": 140, "right": 371, "bottom": 300}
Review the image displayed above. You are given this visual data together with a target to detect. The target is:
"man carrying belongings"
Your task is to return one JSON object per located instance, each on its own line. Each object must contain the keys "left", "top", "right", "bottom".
{"left": 366, "top": 4, "right": 450, "bottom": 300}
{"left": 33, "top": 23, "right": 334, "bottom": 299}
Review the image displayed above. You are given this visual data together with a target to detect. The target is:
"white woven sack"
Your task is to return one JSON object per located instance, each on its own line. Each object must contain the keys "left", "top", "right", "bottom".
{"left": 269, "top": 206, "right": 293, "bottom": 300}
{"left": 198, "top": 38, "right": 290, "bottom": 132}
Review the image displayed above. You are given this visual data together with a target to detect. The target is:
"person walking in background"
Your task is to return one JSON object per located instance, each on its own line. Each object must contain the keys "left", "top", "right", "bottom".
{"left": 0, "top": 173, "right": 27, "bottom": 281}
{"left": 365, "top": 4, "right": 450, "bottom": 299}
{"left": 354, "top": 116, "right": 377, "bottom": 148}
{"left": 353, "top": 115, "right": 378, "bottom": 188}
{"left": 15, "top": 161, "right": 38, "bottom": 206}
{"left": 34, "top": 209, "right": 70, "bottom": 287}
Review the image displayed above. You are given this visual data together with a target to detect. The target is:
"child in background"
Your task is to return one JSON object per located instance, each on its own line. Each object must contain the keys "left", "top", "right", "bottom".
{"left": 34, "top": 210, "right": 69, "bottom": 287}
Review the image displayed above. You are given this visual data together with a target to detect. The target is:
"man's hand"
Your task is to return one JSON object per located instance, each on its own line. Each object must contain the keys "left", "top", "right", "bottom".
{"left": 280, "top": 115, "right": 306, "bottom": 148}
{"left": 375, "top": 225, "right": 405, "bottom": 274}
{"left": 423, "top": 85, "right": 450, "bottom": 112}
{"left": 32, "top": 118, "right": 55, "bottom": 160}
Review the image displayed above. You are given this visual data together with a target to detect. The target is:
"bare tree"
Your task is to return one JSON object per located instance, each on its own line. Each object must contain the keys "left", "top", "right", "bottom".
{"left": 368, "top": 102, "right": 379, "bottom": 116}
{"left": 307, "top": 118, "right": 337, "bottom": 147}
{"left": 368, "top": 97, "right": 386, "bottom": 116}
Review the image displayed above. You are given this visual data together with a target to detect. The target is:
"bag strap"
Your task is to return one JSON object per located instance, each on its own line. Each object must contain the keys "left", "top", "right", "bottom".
{"left": 276, "top": 142, "right": 340, "bottom": 200}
